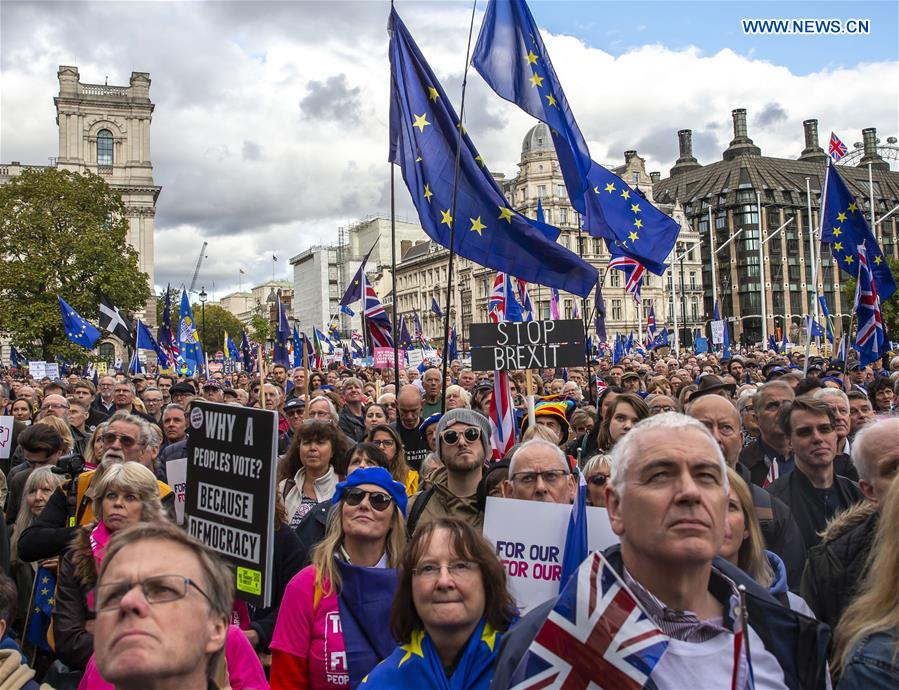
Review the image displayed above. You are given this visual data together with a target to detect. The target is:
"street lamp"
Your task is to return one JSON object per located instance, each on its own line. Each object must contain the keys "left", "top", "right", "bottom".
{"left": 199, "top": 287, "right": 208, "bottom": 356}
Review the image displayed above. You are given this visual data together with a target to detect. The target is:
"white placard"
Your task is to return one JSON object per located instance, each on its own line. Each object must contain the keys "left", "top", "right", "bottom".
{"left": 45, "top": 363, "right": 60, "bottom": 380}
{"left": 483, "top": 496, "right": 619, "bottom": 613}
{"left": 165, "top": 457, "right": 188, "bottom": 525}
{"left": 0, "top": 417, "right": 13, "bottom": 460}
{"left": 406, "top": 349, "right": 424, "bottom": 367}
{"left": 28, "top": 361, "right": 47, "bottom": 378}
{"left": 710, "top": 320, "right": 725, "bottom": 345}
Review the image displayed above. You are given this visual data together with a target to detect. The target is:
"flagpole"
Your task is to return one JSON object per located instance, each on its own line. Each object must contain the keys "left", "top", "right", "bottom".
{"left": 709, "top": 206, "right": 719, "bottom": 321}
{"left": 439, "top": 0, "right": 478, "bottom": 414}
{"left": 806, "top": 177, "right": 820, "bottom": 353}
{"left": 390, "top": 163, "right": 400, "bottom": 392}
{"left": 576, "top": 222, "right": 592, "bottom": 388}
{"left": 757, "top": 192, "right": 768, "bottom": 348}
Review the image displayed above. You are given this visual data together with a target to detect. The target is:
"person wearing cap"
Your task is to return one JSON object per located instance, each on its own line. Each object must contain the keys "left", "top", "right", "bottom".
{"left": 270, "top": 467, "right": 406, "bottom": 689}
{"left": 620, "top": 371, "right": 642, "bottom": 394}
{"left": 278, "top": 396, "right": 306, "bottom": 454}
{"left": 169, "top": 381, "right": 196, "bottom": 407}
{"left": 201, "top": 380, "right": 224, "bottom": 403}
{"left": 502, "top": 438, "right": 575, "bottom": 504}
{"left": 405, "top": 409, "right": 491, "bottom": 535}
{"left": 691, "top": 374, "right": 737, "bottom": 401}
{"left": 519, "top": 398, "right": 574, "bottom": 450}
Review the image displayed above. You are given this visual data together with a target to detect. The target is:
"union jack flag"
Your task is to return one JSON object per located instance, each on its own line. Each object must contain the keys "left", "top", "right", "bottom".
{"left": 516, "top": 278, "right": 535, "bottom": 321}
{"left": 488, "top": 272, "right": 524, "bottom": 323}
{"left": 511, "top": 551, "right": 668, "bottom": 690}
{"left": 489, "top": 370, "right": 516, "bottom": 461}
{"left": 608, "top": 254, "right": 645, "bottom": 303}
{"left": 829, "top": 131, "right": 848, "bottom": 162}
{"left": 852, "top": 243, "right": 885, "bottom": 366}
{"left": 363, "top": 273, "right": 394, "bottom": 348}
{"left": 643, "top": 305, "right": 657, "bottom": 349}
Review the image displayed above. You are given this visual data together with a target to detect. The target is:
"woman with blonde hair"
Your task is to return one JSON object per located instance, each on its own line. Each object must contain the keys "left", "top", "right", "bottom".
{"left": 444, "top": 384, "right": 471, "bottom": 411}
{"left": 833, "top": 478, "right": 899, "bottom": 686}
{"left": 271, "top": 467, "right": 407, "bottom": 689}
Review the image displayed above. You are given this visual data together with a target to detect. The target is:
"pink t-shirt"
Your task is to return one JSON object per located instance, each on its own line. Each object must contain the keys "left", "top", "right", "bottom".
{"left": 78, "top": 624, "right": 269, "bottom": 690}
{"left": 271, "top": 565, "right": 349, "bottom": 689}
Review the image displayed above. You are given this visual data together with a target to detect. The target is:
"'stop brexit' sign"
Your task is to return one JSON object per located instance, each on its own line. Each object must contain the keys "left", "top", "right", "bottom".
{"left": 469, "top": 319, "right": 585, "bottom": 371}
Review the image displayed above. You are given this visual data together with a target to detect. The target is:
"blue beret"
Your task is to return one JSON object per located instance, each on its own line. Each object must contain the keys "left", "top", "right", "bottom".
{"left": 333, "top": 467, "right": 408, "bottom": 516}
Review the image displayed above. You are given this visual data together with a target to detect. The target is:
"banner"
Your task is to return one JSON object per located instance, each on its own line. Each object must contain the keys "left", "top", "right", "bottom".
{"left": 469, "top": 319, "right": 585, "bottom": 371}
{"left": 165, "top": 457, "right": 188, "bottom": 525}
{"left": 186, "top": 401, "right": 278, "bottom": 607}
{"left": 406, "top": 349, "right": 424, "bottom": 367}
{"left": 710, "top": 320, "right": 724, "bottom": 345}
{"left": 28, "top": 361, "right": 47, "bottom": 378}
{"left": 45, "top": 363, "right": 60, "bottom": 380}
{"left": 373, "top": 347, "right": 399, "bottom": 369}
{"left": 483, "top": 497, "right": 618, "bottom": 613}
{"left": 0, "top": 417, "right": 13, "bottom": 460}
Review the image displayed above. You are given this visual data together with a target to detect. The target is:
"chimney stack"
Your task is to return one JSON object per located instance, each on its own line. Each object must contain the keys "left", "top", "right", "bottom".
{"left": 670, "top": 129, "right": 702, "bottom": 176}
{"left": 650, "top": 171, "right": 661, "bottom": 184}
{"left": 798, "top": 119, "right": 827, "bottom": 162}
{"left": 624, "top": 150, "right": 637, "bottom": 163}
{"left": 859, "top": 127, "right": 889, "bottom": 170}
{"left": 723, "top": 108, "right": 761, "bottom": 161}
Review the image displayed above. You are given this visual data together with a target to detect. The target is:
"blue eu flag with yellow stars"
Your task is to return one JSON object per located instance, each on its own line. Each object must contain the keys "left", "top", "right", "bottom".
{"left": 472, "top": 0, "right": 679, "bottom": 276}
{"left": 57, "top": 296, "right": 101, "bottom": 349}
{"left": 388, "top": 9, "right": 597, "bottom": 298}
{"left": 26, "top": 566, "right": 56, "bottom": 652}
{"left": 820, "top": 162, "right": 896, "bottom": 301}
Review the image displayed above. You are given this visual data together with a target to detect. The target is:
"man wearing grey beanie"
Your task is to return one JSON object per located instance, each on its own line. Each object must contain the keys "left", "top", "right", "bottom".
{"left": 406, "top": 408, "right": 491, "bottom": 534}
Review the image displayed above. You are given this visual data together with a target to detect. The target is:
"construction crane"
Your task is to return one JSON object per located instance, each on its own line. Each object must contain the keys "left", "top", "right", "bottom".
{"left": 188, "top": 241, "right": 208, "bottom": 294}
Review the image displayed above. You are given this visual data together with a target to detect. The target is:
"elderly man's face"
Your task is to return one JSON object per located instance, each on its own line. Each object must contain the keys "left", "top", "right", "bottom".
{"left": 458, "top": 370, "right": 476, "bottom": 390}
{"left": 688, "top": 395, "right": 742, "bottom": 467}
{"left": 306, "top": 399, "right": 333, "bottom": 422}
{"left": 94, "top": 539, "right": 227, "bottom": 689}
{"left": 39, "top": 394, "right": 70, "bottom": 420}
{"left": 422, "top": 370, "right": 441, "bottom": 398}
{"left": 503, "top": 446, "right": 574, "bottom": 503}
{"left": 98, "top": 377, "right": 115, "bottom": 399}
{"left": 202, "top": 386, "right": 224, "bottom": 403}
{"left": 756, "top": 387, "right": 793, "bottom": 440}
{"left": 101, "top": 420, "right": 144, "bottom": 464}
{"left": 606, "top": 427, "right": 727, "bottom": 567}
{"left": 821, "top": 396, "right": 850, "bottom": 442}
{"left": 263, "top": 386, "right": 281, "bottom": 409}
{"left": 849, "top": 397, "right": 875, "bottom": 433}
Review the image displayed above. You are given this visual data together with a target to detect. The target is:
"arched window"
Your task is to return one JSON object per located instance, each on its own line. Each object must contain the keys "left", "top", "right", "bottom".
{"left": 99, "top": 342, "right": 115, "bottom": 362}
{"left": 97, "top": 129, "right": 113, "bottom": 166}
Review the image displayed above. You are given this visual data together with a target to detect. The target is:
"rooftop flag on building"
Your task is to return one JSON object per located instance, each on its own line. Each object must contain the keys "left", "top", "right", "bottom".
{"left": 58, "top": 296, "right": 101, "bottom": 349}
{"left": 98, "top": 293, "right": 134, "bottom": 343}
{"left": 471, "top": 0, "right": 678, "bottom": 276}
{"left": 852, "top": 243, "right": 885, "bottom": 366}
{"left": 388, "top": 8, "right": 597, "bottom": 298}
{"left": 829, "top": 131, "right": 848, "bottom": 162}
{"left": 820, "top": 161, "right": 896, "bottom": 301}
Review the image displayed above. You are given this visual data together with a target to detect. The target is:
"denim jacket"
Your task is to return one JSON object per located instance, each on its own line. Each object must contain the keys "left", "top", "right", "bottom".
{"left": 837, "top": 630, "right": 899, "bottom": 689}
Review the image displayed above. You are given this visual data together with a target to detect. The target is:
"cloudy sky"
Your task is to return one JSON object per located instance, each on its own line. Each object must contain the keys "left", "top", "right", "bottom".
{"left": 2, "top": 0, "right": 896, "bottom": 299}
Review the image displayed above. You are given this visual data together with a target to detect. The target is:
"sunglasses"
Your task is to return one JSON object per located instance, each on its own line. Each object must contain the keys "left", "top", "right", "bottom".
{"left": 101, "top": 432, "right": 139, "bottom": 450}
{"left": 441, "top": 427, "right": 481, "bottom": 445}
{"left": 588, "top": 474, "right": 609, "bottom": 487}
{"left": 343, "top": 487, "right": 394, "bottom": 512}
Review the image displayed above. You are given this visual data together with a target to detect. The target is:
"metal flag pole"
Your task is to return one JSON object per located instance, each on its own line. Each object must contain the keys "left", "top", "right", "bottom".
{"left": 390, "top": 164, "right": 400, "bottom": 393}
{"left": 438, "top": 0, "right": 479, "bottom": 414}
{"left": 757, "top": 192, "right": 768, "bottom": 348}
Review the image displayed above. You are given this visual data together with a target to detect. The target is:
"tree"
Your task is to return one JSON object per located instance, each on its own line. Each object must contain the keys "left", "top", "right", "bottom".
{"left": 154, "top": 295, "right": 245, "bottom": 354}
{"left": 841, "top": 256, "right": 899, "bottom": 339}
{"left": 0, "top": 168, "right": 150, "bottom": 362}
{"left": 249, "top": 313, "right": 272, "bottom": 344}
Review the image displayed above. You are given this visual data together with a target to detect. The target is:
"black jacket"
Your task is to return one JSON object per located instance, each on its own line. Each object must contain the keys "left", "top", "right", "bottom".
{"left": 490, "top": 545, "right": 831, "bottom": 690}
{"left": 337, "top": 407, "right": 366, "bottom": 443}
{"left": 767, "top": 468, "right": 864, "bottom": 550}
{"left": 249, "top": 524, "right": 305, "bottom": 650}
{"left": 801, "top": 502, "right": 878, "bottom": 630}
{"left": 739, "top": 437, "right": 785, "bottom": 487}
{"left": 53, "top": 527, "right": 97, "bottom": 670}
{"left": 294, "top": 499, "right": 332, "bottom": 568}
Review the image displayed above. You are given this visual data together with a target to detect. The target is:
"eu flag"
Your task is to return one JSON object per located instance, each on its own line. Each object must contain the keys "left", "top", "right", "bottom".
{"left": 388, "top": 9, "right": 597, "bottom": 298}
{"left": 136, "top": 319, "right": 169, "bottom": 369}
{"left": 26, "top": 566, "right": 55, "bottom": 652}
{"left": 471, "top": 0, "right": 679, "bottom": 276}
{"left": 240, "top": 331, "right": 254, "bottom": 372}
{"left": 57, "top": 296, "right": 101, "bottom": 349}
{"left": 274, "top": 291, "right": 291, "bottom": 366}
{"left": 820, "top": 163, "right": 896, "bottom": 301}
{"left": 10, "top": 346, "right": 22, "bottom": 369}
{"left": 398, "top": 316, "right": 413, "bottom": 350}
{"left": 223, "top": 331, "right": 239, "bottom": 362}
{"left": 177, "top": 290, "right": 204, "bottom": 375}
{"left": 430, "top": 296, "right": 443, "bottom": 318}
{"left": 292, "top": 325, "right": 304, "bottom": 368}
{"left": 818, "top": 295, "right": 835, "bottom": 344}
{"left": 340, "top": 242, "right": 376, "bottom": 307}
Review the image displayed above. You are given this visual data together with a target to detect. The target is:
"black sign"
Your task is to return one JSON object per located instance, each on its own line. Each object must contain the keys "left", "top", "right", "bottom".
{"left": 469, "top": 319, "right": 586, "bottom": 371}
{"left": 186, "top": 401, "right": 278, "bottom": 608}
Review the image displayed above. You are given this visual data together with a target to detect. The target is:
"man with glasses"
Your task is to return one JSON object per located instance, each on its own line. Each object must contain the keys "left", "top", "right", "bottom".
{"left": 502, "top": 438, "right": 574, "bottom": 504}
{"left": 647, "top": 394, "right": 678, "bottom": 416}
{"left": 93, "top": 375, "right": 117, "bottom": 415}
{"left": 278, "top": 397, "right": 305, "bottom": 453}
{"left": 92, "top": 521, "right": 236, "bottom": 690}
{"left": 766, "top": 398, "right": 864, "bottom": 549}
{"left": 406, "top": 408, "right": 491, "bottom": 534}
{"left": 141, "top": 386, "right": 165, "bottom": 424}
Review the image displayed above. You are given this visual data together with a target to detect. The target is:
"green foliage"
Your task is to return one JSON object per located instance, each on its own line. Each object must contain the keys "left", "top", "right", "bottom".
{"left": 0, "top": 168, "right": 149, "bottom": 361}
{"left": 841, "top": 256, "right": 899, "bottom": 337}
{"left": 249, "top": 313, "right": 272, "bottom": 343}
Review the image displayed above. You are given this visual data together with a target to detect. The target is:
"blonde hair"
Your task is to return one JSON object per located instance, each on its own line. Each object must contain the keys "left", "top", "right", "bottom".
{"left": 833, "top": 477, "right": 899, "bottom": 675}
{"left": 311, "top": 497, "right": 406, "bottom": 597}
{"left": 726, "top": 468, "right": 774, "bottom": 587}
{"left": 34, "top": 416, "right": 73, "bottom": 454}
{"left": 11, "top": 467, "right": 65, "bottom": 562}
{"left": 445, "top": 384, "right": 471, "bottom": 408}
{"left": 91, "top": 461, "right": 163, "bottom": 524}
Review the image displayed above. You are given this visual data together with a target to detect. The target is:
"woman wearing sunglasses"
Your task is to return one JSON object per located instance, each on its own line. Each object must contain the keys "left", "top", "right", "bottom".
{"left": 271, "top": 467, "right": 408, "bottom": 690}
{"left": 582, "top": 454, "right": 612, "bottom": 508}
{"left": 362, "top": 518, "right": 517, "bottom": 689}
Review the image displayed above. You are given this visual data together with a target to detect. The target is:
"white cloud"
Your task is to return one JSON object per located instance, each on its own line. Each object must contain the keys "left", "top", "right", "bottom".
{"left": 1, "top": 2, "right": 895, "bottom": 298}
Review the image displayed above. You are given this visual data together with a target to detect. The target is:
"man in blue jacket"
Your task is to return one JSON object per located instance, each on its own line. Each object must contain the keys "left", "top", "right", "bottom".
{"left": 490, "top": 413, "right": 830, "bottom": 690}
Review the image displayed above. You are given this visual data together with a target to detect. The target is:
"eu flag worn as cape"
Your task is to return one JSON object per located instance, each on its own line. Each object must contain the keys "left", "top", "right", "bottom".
{"left": 388, "top": 9, "right": 597, "bottom": 298}
{"left": 57, "top": 296, "right": 101, "bottom": 349}
{"left": 471, "top": 0, "right": 678, "bottom": 276}
{"left": 26, "top": 566, "right": 55, "bottom": 652}
{"left": 361, "top": 618, "right": 503, "bottom": 690}
{"left": 820, "top": 162, "right": 896, "bottom": 301}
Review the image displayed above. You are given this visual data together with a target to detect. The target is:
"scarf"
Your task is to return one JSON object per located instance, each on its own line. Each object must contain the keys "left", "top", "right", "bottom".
{"left": 360, "top": 618, "right": 502, "bottom": 690}
{"left": 87, "top": 521, "right": 112, "bottom": 609}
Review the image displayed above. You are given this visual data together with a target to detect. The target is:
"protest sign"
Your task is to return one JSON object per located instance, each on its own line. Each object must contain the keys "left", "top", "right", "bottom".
{"left": 0, "top": 417, "right": 13, "bottom": 461}
{"left": 469, "top": 320, "right": 585, "bottom": 371}
{"left": 711, "top": 320, "right": 725, "bottom": 345}
{"left": 45, "top": 363, "right": 60, "bottom": 380}
{"left": 186, "top": 401, "right": 278, "bottom": 607}
{"left": 165, "top": 457, "right": 188, "bottom": 525}
{"left": 373, "top": 347, "right": 398, "bottom": 368}
{"left": 96, "top": 361, "right": 108, "bottom": 375}
{"left": 28, "top": 361, "right": 47, "bottom": 378}
{"left": 406, "top": 349, "right": 424, "bottom": 367}
{"left": 484, "top": 496, "right": 618, "bottom": 612}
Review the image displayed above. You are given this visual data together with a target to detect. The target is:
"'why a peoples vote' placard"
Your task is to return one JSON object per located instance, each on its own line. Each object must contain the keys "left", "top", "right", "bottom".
{"left": 186, "top": 401, "right": 278, "bottom": 607}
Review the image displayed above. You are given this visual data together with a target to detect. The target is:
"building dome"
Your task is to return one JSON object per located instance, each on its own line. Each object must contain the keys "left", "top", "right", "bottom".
{"left": 521, "top": 122, "right": 554, "bottom": 156}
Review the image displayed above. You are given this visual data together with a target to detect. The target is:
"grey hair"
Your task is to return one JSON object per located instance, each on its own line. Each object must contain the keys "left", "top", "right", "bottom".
{"left": 582, "top": 454, "right": 611, "bottom": 477}
{"left": 91, "top": 461, "right": 163, "bottom": 523}
{"left": 308, "top": 395, "right": 339, "bottom": 422}
{"left": 753, "top": 381, "right": 794, "bottom": 413}
{"left": 813, "top": 387, "right": 849, "bottom": 408}
{"left": 115, "top": 381, "right": 136, "bottom": 394}
{"left": 106, "top": 410, "right": 153, "bottom": 448}
{"left": 509, "top": 438, "right": 568, "bottom": 475}
{"left": 609, "top": 412, "right": 728, "bottom": 496}
{"left": 445, "top": 384, "right": 471, "bottom": 407}
{"left": 851, "top": 418, "right": 899, "bottom": 483}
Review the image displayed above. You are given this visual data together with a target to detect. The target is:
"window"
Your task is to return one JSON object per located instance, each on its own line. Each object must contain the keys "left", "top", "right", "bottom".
{"left": 691, "top": 299, "right": 698, "bottom": 320}
{"left": 99, "top": 342, "right": 115, "bottom": 362}
{"left": 556, "top": 185, "right": 566, "bottom": 198}
{"left": 559, "top": 207, "right": 568, "bottom": 224}
{"left": 537, "top": 185, "right": 547, "bottom": 199}
{"left": 611, "top": 299, "right": 622, "bottom": 320}
{"left": 97, "top": 129, "right": 113, "bottom": 166}
{"left": 642, "top": 298, "right": 653, "bottom": 315}
{"left": 610, "top": 271, "right": 620, "bottom": 288}
{"left": 564, "top": 301, "right": 573, "bottom": 319}
{"left": 689, "top": 271, "right": 696, "bottom": 290}
{"left": 593, "top": 238, "right": 602, "bottom": 255}
{"left": 561, "top": 234, "right": 569, "bottom": 249}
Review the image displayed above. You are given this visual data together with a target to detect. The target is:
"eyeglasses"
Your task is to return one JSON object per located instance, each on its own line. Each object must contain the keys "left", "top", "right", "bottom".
{"left": 511, "top": 470, "right": 569, "bottom": 486}
{"left": 284, "top": 409, "right": 304, "bottom": 417}
{"left": 650, "top": 405, "right": 676, "bottom": 414}
{"left": 92, "top": 575, "right": 212, "bottom": 612}
{"left": 343, "top": 487, "right": 394, "bottom": 511}
{"left": 40, "top": 403, "right": 69, "bottom": 411}
{"left": 793, "top": 423, "right": 834, "bottom": 438}
{"left": 371, "top": 438, "right": 396, "bottom": 448}
{"left": 412, "top": 561, "right": 479, "bottom": 580}
{"left": 441, "top": 427, "right": 481, "bottom": 445}
{"left": 101, "top": 432, "right": 139, "bottom": 449}
{"left": 587, "top": 474, "right": 609, "bottom": 486}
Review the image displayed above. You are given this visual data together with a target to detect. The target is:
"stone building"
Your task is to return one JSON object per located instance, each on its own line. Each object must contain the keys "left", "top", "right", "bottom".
{"left": 654, "top": 110, "right": 899, "bottom": 346}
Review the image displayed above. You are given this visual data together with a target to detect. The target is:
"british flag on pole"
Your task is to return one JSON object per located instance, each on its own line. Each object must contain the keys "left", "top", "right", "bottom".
{"left": 608, "top": 253, "right": 645, "bottom": 304}
{"left": 511, "top": 551, "right": 668, "bottom": 690}
{"left": 852, "top": 243, "right": 885, "bottom": 366}
{"left": 828, "top": 131, "right": 848, "bottom": 162}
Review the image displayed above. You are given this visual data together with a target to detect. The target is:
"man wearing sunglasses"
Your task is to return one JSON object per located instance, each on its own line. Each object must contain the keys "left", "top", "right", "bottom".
{"left": 766, "top": 398, "right": 864, "bottom": 550}
{"left": 502, "top": 438, "right": 575, "bottom": 504}
{"left": 406, "top": 408, "right": 492, "bottom": 534}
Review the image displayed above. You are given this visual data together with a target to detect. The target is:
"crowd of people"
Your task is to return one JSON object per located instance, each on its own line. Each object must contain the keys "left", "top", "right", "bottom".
{"left": 0, "top": 344, "right": 897, "bottom": 689}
